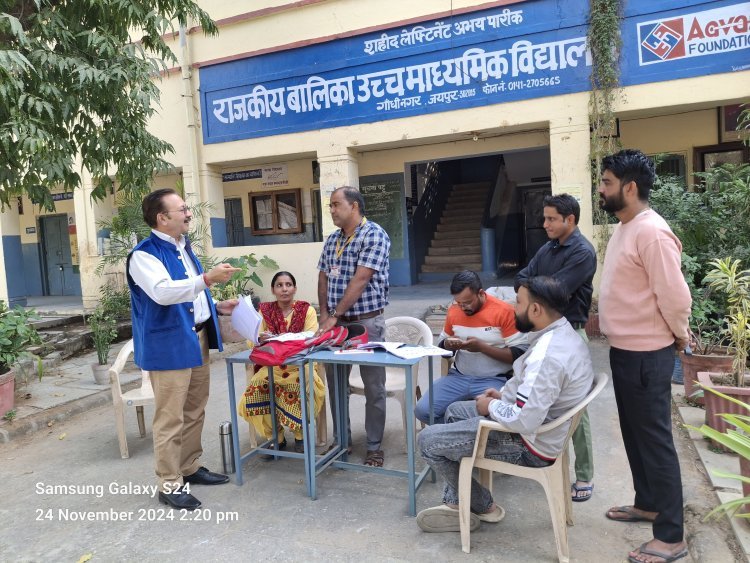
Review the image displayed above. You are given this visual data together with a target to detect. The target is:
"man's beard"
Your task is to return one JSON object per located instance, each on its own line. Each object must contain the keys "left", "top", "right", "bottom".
{"left": 514, "top": 311, "right": 534, "bottom": 333}
{"left": 599, "top": 187, "right": 626, "bottom": 214}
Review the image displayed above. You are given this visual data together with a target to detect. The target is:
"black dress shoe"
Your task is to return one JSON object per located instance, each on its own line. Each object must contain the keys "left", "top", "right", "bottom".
{"left": 183, "top": 466, "right": 230, "bottom": 485}
{"left": 159, "top": 488, "right": 201, "bottom": 511}
{"left": 293, "top": 438, "right": 305, "bottom": 453}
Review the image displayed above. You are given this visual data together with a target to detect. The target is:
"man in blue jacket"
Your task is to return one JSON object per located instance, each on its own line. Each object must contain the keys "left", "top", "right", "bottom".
{"left": 127, "top": 188, "right": 239, "bottom": 510}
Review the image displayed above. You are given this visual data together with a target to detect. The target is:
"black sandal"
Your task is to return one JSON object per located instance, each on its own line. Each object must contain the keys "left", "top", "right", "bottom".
{"left": 260, "top": 437, "right": 286, "bottom": 461}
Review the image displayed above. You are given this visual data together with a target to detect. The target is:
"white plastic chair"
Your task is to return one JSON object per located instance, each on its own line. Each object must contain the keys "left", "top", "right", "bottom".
{"left": 349, "top": 316, "right": 433, "bottom": 447}
{"left": 109, "top": 339, "right": 154, "bottom": 459}
{"left": 458, "top": 372, "right": 609, "bottom": 562}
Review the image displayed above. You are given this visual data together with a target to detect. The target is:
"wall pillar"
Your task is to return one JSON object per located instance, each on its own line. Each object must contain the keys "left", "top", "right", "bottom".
{"left": 201, "top": 168, "right": 226, "bottom": 251}
{"left": 317, "top": 149, "right": 359, "bottom": 237}
{"left": 549, "top": 114, "right": 593, "bottom": 240}
{"left": 75, "top": 168, "right": 116, "bottom": 311}
{"left": 0, "top": 202, "right": 27, "bottom": 307}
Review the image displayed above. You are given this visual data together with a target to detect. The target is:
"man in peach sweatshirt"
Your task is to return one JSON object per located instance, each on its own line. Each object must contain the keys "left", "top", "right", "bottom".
{"left": 597, "top": 150, "right": 691, "bottom": 563}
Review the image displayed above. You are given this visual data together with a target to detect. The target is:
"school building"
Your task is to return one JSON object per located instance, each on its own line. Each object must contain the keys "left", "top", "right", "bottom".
{"left": 1, "top": 0, "right": 748, "bottom": 308}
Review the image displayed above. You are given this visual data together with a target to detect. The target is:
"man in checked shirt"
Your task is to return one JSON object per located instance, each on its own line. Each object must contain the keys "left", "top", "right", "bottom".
{"left": 317, "top": 186, "right": 391, "bottom": 467}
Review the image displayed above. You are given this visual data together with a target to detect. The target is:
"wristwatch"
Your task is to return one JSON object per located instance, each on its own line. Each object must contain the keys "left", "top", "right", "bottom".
{"left": 330, "top": 309, "right": 339, "bottom": 319}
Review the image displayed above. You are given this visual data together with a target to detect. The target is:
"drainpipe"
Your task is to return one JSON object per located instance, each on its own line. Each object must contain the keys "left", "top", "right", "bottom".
{"left": 178, "top": 25, "right": 208, "bottom": 214}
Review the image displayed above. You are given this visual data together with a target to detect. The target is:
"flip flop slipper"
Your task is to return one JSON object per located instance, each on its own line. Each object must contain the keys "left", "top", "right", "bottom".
{"left": 571, "top": 482, "right": 594, "bottom": 502}
{"left": 416, "top": 505, "right": 480, "bottom": 533}
{"left": 474, "top": 504, "right": 505, "bottom": 523}
{"left": 627, "top": 542, "right": 688, "bottom": 563}
{"left": 606, "top": 505, "right": 657, "bottom": 523}
{"left": 364, "top": 449, "right": 384, "bottom": 467}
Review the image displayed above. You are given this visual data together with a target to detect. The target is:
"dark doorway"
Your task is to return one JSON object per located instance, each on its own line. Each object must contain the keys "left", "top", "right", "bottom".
{"left": 520, "top": 185, "right": 552, "bottom": 265}
{"left": 224, "top": 198, "right": 245, "bottom": 246}
{"left": 39, "top": 214, "right": 80, "bottom": 296}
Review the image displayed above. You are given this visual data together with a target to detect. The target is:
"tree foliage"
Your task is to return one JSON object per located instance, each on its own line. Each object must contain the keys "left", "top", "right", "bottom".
{"left": 0, "top": 0, "right": 217, "bottom": 210}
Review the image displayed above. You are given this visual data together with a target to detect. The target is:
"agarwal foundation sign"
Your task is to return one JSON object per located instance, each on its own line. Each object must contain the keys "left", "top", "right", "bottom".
{"left": 638, "top": 2, "right": 750, "bottom": 66}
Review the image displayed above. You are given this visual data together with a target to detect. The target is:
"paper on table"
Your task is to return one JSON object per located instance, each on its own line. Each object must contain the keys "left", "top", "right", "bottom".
{"left": 357, "top": 341, "right": 452, "bottom": 360}
{"left": 388, "top": 345, "right": 452, "bottom": 360}
{"left": 229, "top": 295, "right": 262, "bottom": 344}
{"left": 266, "top": 331, "right": 315, "bottom": 342}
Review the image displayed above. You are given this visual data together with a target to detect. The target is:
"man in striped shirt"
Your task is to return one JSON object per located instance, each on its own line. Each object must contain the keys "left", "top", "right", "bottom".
{"left": 317, "top": 186, "right": 391, "bottom": 467}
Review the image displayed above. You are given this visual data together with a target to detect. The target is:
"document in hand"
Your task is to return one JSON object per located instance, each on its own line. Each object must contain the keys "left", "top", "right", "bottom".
{"left": 356, "top": 341, "right": 452, "bottom": 360}
{"left": 230, "top": 295, "right": 262, "bottom": 344}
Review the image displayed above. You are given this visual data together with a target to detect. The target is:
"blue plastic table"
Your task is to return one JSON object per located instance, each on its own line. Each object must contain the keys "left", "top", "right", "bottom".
{"left": 299, "top": 349, "right": 435, "bottom": 516}
{"left": 224, "top": 351, "right": 314, "bottom": 494}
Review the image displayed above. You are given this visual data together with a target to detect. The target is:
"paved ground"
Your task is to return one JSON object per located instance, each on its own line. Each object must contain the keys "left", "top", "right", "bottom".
{"left": 0, "top": 281, "right": 745, "bottom": 562}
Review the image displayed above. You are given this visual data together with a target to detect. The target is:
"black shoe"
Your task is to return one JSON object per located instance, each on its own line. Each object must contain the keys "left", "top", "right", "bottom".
{"left": 293, "top": 438, "right": 305, "bottom": 453}
{"left": 183, "top": 466, "right": 230, "bottom": 485}
{"left": 159, "top": 488, "right": 201, "bottom": 511}
{"left": 260, "top": 437, "right": 287, "bottom": 461}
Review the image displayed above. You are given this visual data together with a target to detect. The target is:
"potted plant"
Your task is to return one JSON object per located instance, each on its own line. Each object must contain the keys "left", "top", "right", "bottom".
{"left": 680, "top": 272, "right": 734, "bottom": 405}
{"left": 88, "top": 306, "right": 118, "bottom": 385}
{"left": 689, "top": 386, "right": 750, "bottom": 519}
{"left": 584, "top": 297, "right": 600, "bottom": 339}
{"left": 0, "top": 301, "right": 42, "bottom": 417}
{"left": 696, "top": 258, "right": 750, "bottom": 447}
{"left": 211, "top": 253, "right": 278, "bottom": 343}
{"left": 651, "top": 167, "right": 748, "bottom": 404}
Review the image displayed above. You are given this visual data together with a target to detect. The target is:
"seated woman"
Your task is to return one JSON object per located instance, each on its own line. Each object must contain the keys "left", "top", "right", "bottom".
{"left": 238, "top": 271, "right": 325, "bottom": 455}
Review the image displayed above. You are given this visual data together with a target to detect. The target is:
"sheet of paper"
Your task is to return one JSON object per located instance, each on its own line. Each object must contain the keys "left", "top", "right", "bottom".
{"left": 267, "top": 331, "right": 315, "bottom": 342}
{"left": 389, "top": 345, "right": 453, "bottom": 360}
{"left": 333, "top": 349, "right": 374, "bottom": 355}
{"left": 229, "top": 295, "right": 262, "bottom": 344}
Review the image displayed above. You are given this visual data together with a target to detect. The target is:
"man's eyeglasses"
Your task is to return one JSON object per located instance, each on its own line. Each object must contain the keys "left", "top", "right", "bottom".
{"left": 162, "top": 205, "right": 190, "bottom": 215}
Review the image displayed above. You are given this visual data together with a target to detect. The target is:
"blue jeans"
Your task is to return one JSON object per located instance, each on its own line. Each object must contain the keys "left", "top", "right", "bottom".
{"left": 414, "top": 368, "right": 506, "bottom": 424}
{"left": 418, "top": 400, "right": 550, "bottom": 513}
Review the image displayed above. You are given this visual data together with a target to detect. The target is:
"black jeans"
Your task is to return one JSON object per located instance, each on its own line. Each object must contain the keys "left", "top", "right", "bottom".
{"left": 610, "top": 345, "right": 683, "bottom": 543}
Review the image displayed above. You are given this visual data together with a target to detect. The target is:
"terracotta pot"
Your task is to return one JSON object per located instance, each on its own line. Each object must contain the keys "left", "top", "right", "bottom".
{"left": 680, "top": 349, "right": 734, "bottom": 406}
{"left": 584, "top": 313, "right": 600, "bottom": 339}
{"left": 739, "top": 456, "right": 750, "bottom": 516}
{"left": 219, "top": 316, "right": 245, "bottom": 344}
{"left": 697, "top": 370, "right": 750, "bottom": 452}
{"left": 0, "top": 369, "right": 14, "bottom": 416}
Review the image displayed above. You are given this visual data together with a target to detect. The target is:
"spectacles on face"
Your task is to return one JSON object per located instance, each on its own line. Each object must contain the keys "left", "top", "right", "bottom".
{"left": 162, "top": 205, "right": 190, "bottom": 216}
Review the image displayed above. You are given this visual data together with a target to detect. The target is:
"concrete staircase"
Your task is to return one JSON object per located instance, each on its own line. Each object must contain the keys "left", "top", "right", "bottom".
{"left": 421, "top": 182, "right": 490, "bottom": 274}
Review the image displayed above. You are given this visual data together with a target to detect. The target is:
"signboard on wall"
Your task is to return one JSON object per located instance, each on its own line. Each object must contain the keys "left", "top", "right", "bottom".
{"left": 261, "top": 164, "right": 289, "bottom": 187}
{"left": 199, "top": 0, "right": 749, "bottom": 145}
{"left": 222, "top": 169, "right": 262, "bottom": 182}
{"left": 200, "top": 0, "right": 593, "bottom": 143}
{"left": 621, "top": 0, "right": 750, "bottom": 86}
{"left": 359, "top": 174, "right": 405, "bottom": 259}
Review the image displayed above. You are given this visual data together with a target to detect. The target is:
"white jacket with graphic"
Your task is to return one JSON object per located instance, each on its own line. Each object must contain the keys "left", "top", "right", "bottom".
{"left": 488, "top": 317, "right": 594, "bottom": 460}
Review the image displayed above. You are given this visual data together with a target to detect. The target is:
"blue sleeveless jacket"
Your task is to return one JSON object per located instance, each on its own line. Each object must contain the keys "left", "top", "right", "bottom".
{"left": 126, "top": 233, "right": 222, "bottom": 371}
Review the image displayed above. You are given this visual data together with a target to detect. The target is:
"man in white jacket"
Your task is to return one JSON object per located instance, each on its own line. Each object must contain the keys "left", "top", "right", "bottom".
{"left": 416, "top": 276, "right": 594, "bottom": 533}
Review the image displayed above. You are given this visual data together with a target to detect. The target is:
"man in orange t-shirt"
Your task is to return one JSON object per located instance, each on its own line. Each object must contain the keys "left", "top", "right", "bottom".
{"left": 414, "top": 270, "right": 527, "bottom": 424}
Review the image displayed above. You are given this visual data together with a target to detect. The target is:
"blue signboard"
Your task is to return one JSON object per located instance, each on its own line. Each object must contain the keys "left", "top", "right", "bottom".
{"left": 200, "top": 0, "right": 593, "bottom": 144}
{"left": 621, "top": 0, "right": 750, "bottom": 87}
{"left": 199, "top": 0, "right": 750, "bottom": 144}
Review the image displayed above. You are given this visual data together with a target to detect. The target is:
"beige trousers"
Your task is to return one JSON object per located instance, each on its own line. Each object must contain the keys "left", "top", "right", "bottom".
{"left": 150, "top": 328, "right": 210, "bottom": 492}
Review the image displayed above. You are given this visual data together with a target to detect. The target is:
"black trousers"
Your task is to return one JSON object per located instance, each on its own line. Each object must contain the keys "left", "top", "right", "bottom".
{"left": 610, "top": 345, "right": 683, "bottom": 543}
